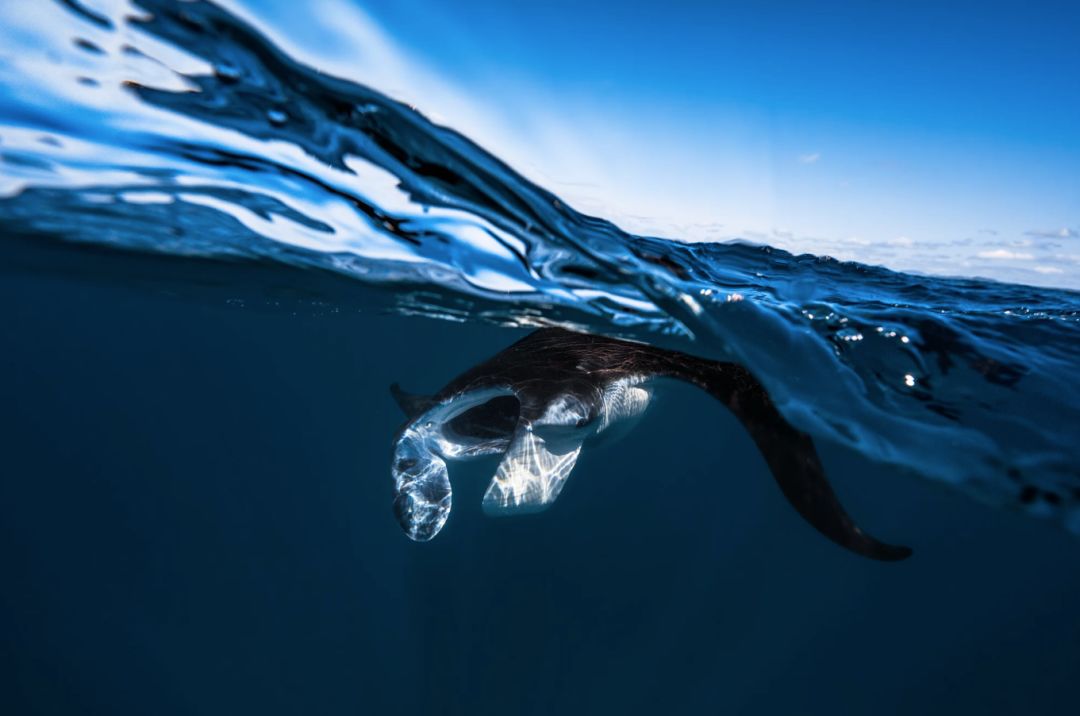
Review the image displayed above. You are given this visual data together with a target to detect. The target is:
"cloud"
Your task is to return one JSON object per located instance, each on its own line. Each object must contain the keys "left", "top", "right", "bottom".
{"left": 1024, "top": 227, "right": 1078, "bottom": 239}
{"left": 798, "top": 152, "right": 821, "bottom": 164}
{"left": 1033, "top": 266, "right": 1065, "bottom": 275}
{"left": 978, "top": 228, "right": 999, "bottom": 236}
{"left": 976, "top": 249, "right": 1034, "bottom": 260}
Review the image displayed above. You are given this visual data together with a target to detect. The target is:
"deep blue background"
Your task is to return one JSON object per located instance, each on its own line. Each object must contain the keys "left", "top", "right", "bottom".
{"left": 2, "top": 244, "right": 1079, "bottom": 714}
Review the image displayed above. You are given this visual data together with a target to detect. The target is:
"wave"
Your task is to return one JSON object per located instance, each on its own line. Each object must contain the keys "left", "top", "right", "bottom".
{"left": 2, "top": 0, "right": 1079, "bottom": 533}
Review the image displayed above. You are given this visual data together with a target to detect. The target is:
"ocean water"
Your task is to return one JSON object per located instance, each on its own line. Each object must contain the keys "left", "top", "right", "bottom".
{"left": 2, "top": 1, "right": 1080, "bottom": 714}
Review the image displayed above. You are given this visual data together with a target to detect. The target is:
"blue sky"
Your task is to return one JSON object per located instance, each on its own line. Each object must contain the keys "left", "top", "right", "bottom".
{"left": 239, "top": 0, "right": 1079, "bottom": 287}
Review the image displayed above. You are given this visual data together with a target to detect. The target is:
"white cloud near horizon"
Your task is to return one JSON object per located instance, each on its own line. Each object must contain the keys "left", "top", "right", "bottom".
{"left": 977, "top": 249, "right": 1035, "bottom": 260}
{"left": 1025, "top": 227, "right": 1078, "bottom": 239}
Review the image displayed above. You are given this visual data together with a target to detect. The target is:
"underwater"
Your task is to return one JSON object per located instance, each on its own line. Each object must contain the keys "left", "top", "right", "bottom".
{"left": 2, "top": 1, "right": 1079, "bottom": 713}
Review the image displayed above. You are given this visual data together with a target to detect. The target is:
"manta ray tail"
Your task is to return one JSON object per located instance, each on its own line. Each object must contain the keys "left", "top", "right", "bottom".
{"left": 661, "top": 357, "right": 912, "bottom": 562}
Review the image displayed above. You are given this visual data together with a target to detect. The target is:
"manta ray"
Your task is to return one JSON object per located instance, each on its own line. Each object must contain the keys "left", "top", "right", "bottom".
{"left": 390, "top": 328, "right": 911, "bottom": 561}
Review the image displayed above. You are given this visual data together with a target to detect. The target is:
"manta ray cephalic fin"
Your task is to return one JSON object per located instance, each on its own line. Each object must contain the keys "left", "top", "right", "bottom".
{"left": 482, "top": 421, "right": 584, "bottom": 515}
{"left": 390, "top": 383, "right": 436, "bottom": 419}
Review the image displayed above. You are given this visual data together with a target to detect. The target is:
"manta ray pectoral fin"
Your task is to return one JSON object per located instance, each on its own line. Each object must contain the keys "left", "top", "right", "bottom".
{"left": 751, "top": 420, "right": 912, "bottom": 561}
{"left": 390, "top": 383, "right": 436, "bottom": 419}
{"left": 679, "top": 363, "right": 912, "bottom": 561}
{"left": 482, "top": 422, "right": 585, "bottom": 515}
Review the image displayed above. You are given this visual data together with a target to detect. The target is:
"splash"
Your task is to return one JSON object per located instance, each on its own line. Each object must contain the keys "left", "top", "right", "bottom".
{"left": 2, "top": 0, "right": 1079, "bottom": 534}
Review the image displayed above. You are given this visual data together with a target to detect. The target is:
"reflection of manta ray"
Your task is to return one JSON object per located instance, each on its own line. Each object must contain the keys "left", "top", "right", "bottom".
{"left": 390, "top": 328, "right": 911, "bottom": 561}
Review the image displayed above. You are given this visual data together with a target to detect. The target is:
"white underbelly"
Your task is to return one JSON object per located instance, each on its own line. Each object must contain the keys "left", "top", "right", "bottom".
{"left": 593, "top": 375, "right": 653, "bottom": 445}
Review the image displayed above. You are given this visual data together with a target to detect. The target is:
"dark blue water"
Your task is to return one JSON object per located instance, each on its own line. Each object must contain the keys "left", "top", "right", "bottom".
{"left": 2, "top": 2, "right": 1080, "bottom": 713}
